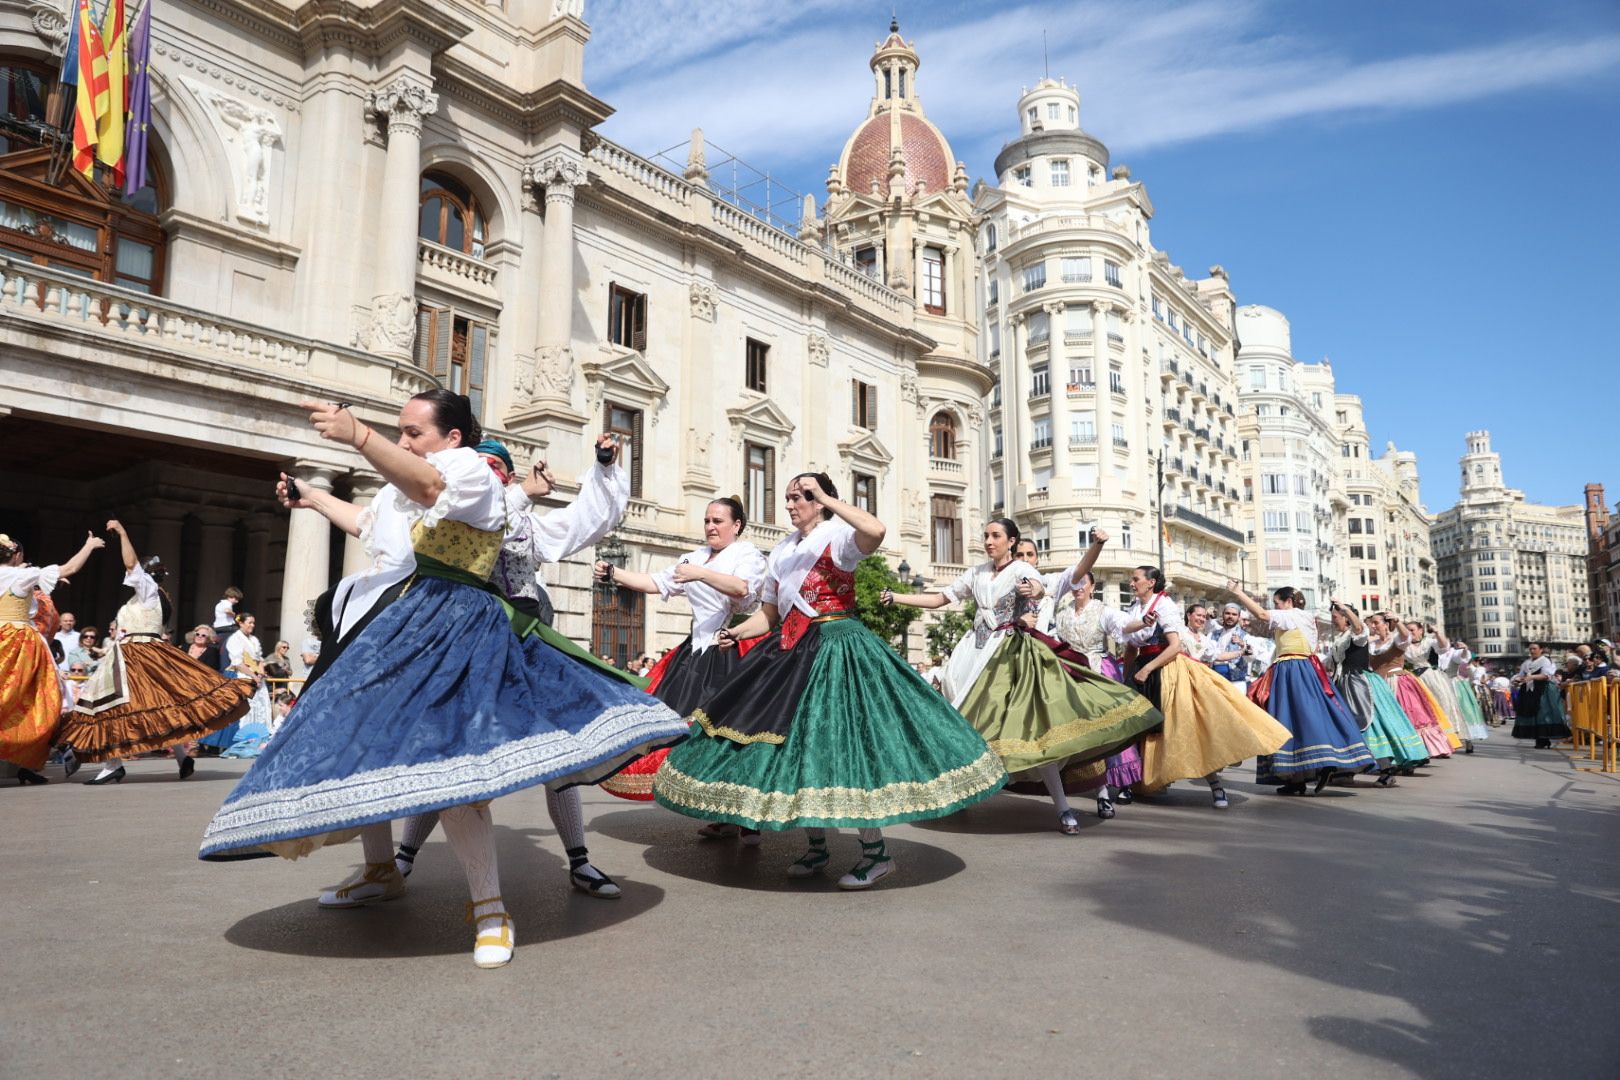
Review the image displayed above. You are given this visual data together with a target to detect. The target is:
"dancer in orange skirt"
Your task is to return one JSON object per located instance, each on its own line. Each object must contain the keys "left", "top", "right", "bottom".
{"left": 1, "top": 531, "right": 104, "bottom": 783}
{"left": 59, "top": 520, "right": 251, "bottom": 784}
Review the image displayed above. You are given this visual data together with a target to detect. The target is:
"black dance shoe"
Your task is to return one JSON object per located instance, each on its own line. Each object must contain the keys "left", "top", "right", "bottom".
{"left": 15, "top": 767, "right": 48, "bottom": 785}
{"left": 84, "top": 766, "right": 126, "bottom": 785}
{"left": 178, "top": 757, "right": 196, "bottom": 780}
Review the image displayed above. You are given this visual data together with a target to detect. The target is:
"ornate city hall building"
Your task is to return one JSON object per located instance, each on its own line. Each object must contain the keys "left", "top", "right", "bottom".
{"left": 0, "top": 4, "right": 989, "bottom": 658}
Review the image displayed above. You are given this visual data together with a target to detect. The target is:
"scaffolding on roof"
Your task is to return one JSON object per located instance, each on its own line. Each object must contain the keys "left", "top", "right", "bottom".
{"left": 647, "top": 136, "right": 812, "bottom": 239}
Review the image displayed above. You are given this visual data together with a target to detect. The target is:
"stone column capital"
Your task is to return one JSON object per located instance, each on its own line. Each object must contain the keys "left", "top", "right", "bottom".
{"left": 347, "top": 469, "right": 386, "bottom": 500}
{"left": 367, "top": 76, "right": 439, "bottom": 139}
{"left": 525, "top": 148, "right": 588, "bottom": 203}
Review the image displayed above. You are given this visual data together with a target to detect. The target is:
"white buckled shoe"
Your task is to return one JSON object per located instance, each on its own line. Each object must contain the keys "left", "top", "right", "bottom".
{"left": 318, "top": 862, "right": 406, "bottom": 908}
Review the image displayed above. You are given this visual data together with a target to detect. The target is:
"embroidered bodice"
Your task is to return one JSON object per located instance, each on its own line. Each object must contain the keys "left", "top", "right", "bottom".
{"left": 412, "top": 518, "right": 502, "bottom": 579}
{"left": 1055, "top": 597, "right": 1107, "bottom": 665}
{"left": 1273, "top": 628, "right": 1313, "bottom": 660}
{"left": 778, "top": 547, "right": 857, "bottom": 649}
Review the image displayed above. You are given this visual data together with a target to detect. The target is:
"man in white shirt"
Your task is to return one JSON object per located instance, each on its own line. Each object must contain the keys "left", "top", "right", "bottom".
{"left": 1208, "top": 603, "right": 1250, "bottom": 687}
{"left": 54, "top": 611, "right": 81, "bottom": 657}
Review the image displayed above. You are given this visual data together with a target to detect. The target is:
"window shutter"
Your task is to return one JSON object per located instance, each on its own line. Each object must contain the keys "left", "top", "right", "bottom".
{"left": 468, "top": 322, "right": 489, "bottom": 422}
{"left": 850, "top": 380, "right": 858, "bottom": 426}
{"left": 431, "top": 308, "right": 452, "bottom": 380}
{"left": 631, "top": 408, "right": 645, "bottom": 496}
{"left": 632, "top": 293, "right": 647, "bottom": 353}
{"left": 414, "top": 306, "right": 434, "bottom": 369}
{"left": 765, "top": 447, "right": 775, "bottom": 524}
{"left": 866, "top": 383, "right": 878, "bottom": 429}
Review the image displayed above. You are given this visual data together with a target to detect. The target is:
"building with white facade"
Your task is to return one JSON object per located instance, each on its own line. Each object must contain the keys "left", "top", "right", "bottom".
{"left": 1232, "top": 305, "right": 1346, "bottom": 608}
{"left": 0, "top": 6, "right": 988, "bottom": 662}
{"left": 976, "top": 77, "right": 1245, "bottom": 610}
{"left": 1432, "top": 431, "right": 1590, "bottom": 661}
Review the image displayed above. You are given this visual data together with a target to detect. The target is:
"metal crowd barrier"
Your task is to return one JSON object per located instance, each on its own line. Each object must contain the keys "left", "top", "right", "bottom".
{"left": 1561, "top": 680, "right": 1618, "bottom": 774}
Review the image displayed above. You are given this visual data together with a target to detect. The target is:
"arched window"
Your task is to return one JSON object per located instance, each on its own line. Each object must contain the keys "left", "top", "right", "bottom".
{"left": 0, "top": 58, "right": 166, "bottom": 293}
{"left": 930, "top": 410, "right": 957, "bottom": 460}
{"left": 419, "top": 170, "right": 486, "bottom": 258}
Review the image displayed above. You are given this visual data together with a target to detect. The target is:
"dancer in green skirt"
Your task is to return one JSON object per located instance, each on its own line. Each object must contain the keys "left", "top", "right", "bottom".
{"left": 652, "top": 472, "right": 1006, "bottom": 890}
{"left": 882, "top": 524, "right": 1161, "bottom": 833}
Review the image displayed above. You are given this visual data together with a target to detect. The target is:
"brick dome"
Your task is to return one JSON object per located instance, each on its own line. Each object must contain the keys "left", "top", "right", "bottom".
{"left": 841, "top": 113, "right": 953, "bottom": 198}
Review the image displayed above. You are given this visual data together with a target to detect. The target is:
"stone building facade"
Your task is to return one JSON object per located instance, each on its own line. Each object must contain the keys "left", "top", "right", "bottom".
{"left": 977, "top": 76, "right": 1246, "bottom": 611}
{"left": 1432, "top": 431, "right": 1591, "bottom": 661}
{"left": 0, "top": 4, "right": 986, "bottom": 660}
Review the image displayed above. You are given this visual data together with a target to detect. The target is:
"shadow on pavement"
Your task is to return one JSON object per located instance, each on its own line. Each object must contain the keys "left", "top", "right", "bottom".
{"left": 1073, "top": 744, "right": 1620, "bottom": 1079}
{"left": 588, "top": 807, "right": 967, "bottom": 891}
{"left": 222, "top": 824, "right": 665, "bottom": 958}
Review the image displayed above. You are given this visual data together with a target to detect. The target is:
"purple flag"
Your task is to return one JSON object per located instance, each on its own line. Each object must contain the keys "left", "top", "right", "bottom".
{"left": 121, "top": 0, "right": 153, "bottom": 197}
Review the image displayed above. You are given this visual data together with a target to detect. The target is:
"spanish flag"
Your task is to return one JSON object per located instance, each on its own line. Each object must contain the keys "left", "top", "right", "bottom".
{"left": 71, "top": 0, "right": 109, "bottom": 178}
{"left": 98, "top": 0, "right": 129, "bottom": 185}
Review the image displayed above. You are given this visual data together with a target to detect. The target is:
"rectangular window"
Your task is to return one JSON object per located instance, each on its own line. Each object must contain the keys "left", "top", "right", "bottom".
{"left": 1047, "top": 102, "right": 1060, "bottom": 120}
{"left": 987, "top": 278, "right": 998, "bottom": 307}
{"left": 1110, "top": 422, "right": 1127, "bottom": 448}
{"left": 1072, "top": 462, "right": 1099, "bottom": 488}
{"left": 1030, "top": 364, "right": 1050, "bottom": 398}
{"left": 1051, "top": 159, "right": 1070, "bottom": 187}
{"left": 1069, "top": 362, "right": 1093, "bottom": 389}
{"left": 988, "top": 321, "right": 1001, "bottom": 356}
{"left": 1363, "top": 517, "right": 1376, "bottom": 535}
{"left": 1106, "top": 310, "right": 1123, "bottom": 341}
{"left": 744, "top": 442, "right": 776, "bottom": 526}
{"left": 1104, "top": 260, "right": 1122, "bottom": 287}
{"left": 993, "top": 426, "right": 1003, "bottom": 458}
{"left": 1295, "top": 511, "right": 1311, "bottom": 532}
{"left": 1298, "top": 548, "right": 1314, "bottom": 571}
{"left": 1262, "top": 473, "right": 1287, "bottom": 494}
{"left": 1109, "top": 368, "right": 1125, "bottom": 395}
{"left": 1014, "top": 165, "right": 1032, "bottom": 187}
{"left": 1071, "top": 418, "right": 1096, "bottom": 445}
{"left": 854, "top": 246, "right": 878, "bottom": 277}
{"left": 608, "top": 283, "right": 647, "bottom": 351}
{"left": 922, "top": 246, "right": 945, "bottom": 314}
{"left": 852, "top": 472, "right": 876, "bottom": 514}
{"left": 1349, "top": 519, "right": 1363, "bottom": 534}
{"left": 1266, "top": 548, "right": 1292, "bottom": 570}
{"left": 745, "top": 337, "right": 769, "bottom": 393}
{"left": 1032, "top": 419, "right": 1052, "bottom": 449}
{"left": 1350, "top": 545, "right": 1364, "bottom": 559}
{"left": 1061, "top": 256, "right": 1091, "bottom": 283}
{"left": 1248, "top": 367, "right": 1265, "bottom": 389}
{"left": 606, "top": 402, "right": 644, "bottom": 497}
{"left": 1120, "top": 524, "right": 1133, "bottom": 550}
{"left": 1028, "top": 310, "right": 1050, "bottom": 344}
{"left": 1151, "top": 294, "right": 1163, "bottom": 321}
{"left": 931, "top": 494, "right": 963, "bottom": 564}
{"left": 1022, "top": 262, "right": 1046, "bottom": 292}
{"left": 1265, "top": 511, "right": 1289, "bottom": 533}
{"left": 851, "top": 379, "right": 877, "bottom": 429}
{"left": 416, "top": 306, "right": 490, "bottom": 424}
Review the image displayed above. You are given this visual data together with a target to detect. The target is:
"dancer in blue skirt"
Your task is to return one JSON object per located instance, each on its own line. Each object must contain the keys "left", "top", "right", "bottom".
{"left": 200, "top": 391, "right": 688, "bottom": 969}
{"left": 1226, "top": 582, "right": 1375, "bottom": 795}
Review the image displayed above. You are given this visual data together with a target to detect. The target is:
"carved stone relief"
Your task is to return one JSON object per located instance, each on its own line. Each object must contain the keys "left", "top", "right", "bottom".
{"left": 688, "top": 281, "right": 715, "bottom": 322}
{"left": 807, "top": 332, "right": 830, "bottom": 368}
{"left": 180, "top": 76, "right": 284, "bottom": 227}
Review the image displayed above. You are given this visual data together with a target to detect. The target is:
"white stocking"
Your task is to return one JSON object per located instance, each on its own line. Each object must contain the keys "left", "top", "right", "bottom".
{"left": 398, "top": 812, "right": 439, "bottom": 855}
{"left": 1038, "top": 763, "right": 1072, "bottom": 814}
{"left": 359, "top": 822, "right": 394, "bottom": 866}
{"left": 545, "top": 786, "right": 586, "bottom": 854}
{"left": 438, "top": 803, "right": 505, "bottom": 928}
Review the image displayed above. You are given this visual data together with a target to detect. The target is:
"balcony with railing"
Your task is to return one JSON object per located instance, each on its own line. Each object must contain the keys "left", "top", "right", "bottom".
{"left": 1166, "top": 504, "right": 1245, "bottom": 544}
{"left": 1070, "top": 432, "right": 1098, "bottom": 447}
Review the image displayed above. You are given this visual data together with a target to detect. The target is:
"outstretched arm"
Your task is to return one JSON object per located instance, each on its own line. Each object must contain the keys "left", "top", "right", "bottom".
{"left": 106, "top": 519, "right": 138, "bottom": 571}
{"left": 57, "top": 532, "right": 106, "bottom": 580}
{"left": 883, "top": 589, "right": 953, "bottom": 610}
{"left": 1225, "top": 579, "right": 1268, "bottom": 622}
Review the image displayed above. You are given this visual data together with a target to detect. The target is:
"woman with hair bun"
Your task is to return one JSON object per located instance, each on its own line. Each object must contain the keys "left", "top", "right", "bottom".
{"left": 887, "top": 523, "right": 1161, "bottom": 833}
{"left": 654, "top": 472, "right": 1007, "bottom": 889}
{"left": 1105, "top": 566, "right": 1290, "bottom": 809}
{"left": 61, "top": 520, "right": 251, "bottom": 784}
{"left": 0, "top": 530, "right": 104, "bottom": 783}
{"left": 596, "top": 495, "right": 768, "bottom": 809}
{"left": 200, "top": 391, "right": 688, "bottom": 970}
{"left": 1227, "top": 584, "right": 1375, "bottom": 795}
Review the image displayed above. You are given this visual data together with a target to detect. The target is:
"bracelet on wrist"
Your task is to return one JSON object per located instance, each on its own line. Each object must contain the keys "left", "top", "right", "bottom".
{"left": 355, "top": 425, "right": 372, "bottom": 452}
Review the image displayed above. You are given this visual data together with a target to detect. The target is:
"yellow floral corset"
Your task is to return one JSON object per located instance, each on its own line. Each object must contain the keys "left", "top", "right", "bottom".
{"left": 411, "top": 518, "right": 502, "bottom": 579}
{"left": 0, "top": 592, "right": 29, "bottom": 622}
{"left": 1274, "top": 627, "right": 1313, "bottom": 659}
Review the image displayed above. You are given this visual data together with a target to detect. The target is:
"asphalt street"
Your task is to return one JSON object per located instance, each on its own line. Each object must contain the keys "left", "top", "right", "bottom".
{"left": 3, "top": 736, "right": 1617, "bottom": 1079}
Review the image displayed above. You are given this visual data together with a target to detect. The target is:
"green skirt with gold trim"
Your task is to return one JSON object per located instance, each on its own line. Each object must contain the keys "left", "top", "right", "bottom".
{"left": 653, "top": 617, "right": 1007, "bottom": 830}
{"left": 958, "top": 632, "right": 1162, "bottom": 777}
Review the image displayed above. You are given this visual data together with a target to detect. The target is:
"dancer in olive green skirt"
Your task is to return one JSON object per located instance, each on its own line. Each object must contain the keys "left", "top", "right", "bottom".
{"left": 884, "top": 524, "right": 1161, "bottom": 834}
{"left": 652, "top": 472, "right": 1006, "bottom": 890}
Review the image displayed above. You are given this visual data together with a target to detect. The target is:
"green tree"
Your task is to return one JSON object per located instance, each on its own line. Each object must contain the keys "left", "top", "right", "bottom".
{"left": 925, "top": 601, "right": 976, "bottom": 660}
{"left": 853, "top": 555, "right": 920, "bottom": 651}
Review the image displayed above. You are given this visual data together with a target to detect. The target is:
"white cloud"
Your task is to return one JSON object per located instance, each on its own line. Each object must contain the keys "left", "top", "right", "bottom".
{"left": 586, "top": 0, "right": 1620, "bottom": 187}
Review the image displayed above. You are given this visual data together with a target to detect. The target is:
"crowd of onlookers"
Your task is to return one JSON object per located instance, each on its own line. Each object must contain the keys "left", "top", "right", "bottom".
{"left": 43, "top": 586, "right": 316, "bottom": 724}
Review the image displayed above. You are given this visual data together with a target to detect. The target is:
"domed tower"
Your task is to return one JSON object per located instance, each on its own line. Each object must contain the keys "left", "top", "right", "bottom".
{"left": 819, "top": 19, "right": 988, "bottom": 583}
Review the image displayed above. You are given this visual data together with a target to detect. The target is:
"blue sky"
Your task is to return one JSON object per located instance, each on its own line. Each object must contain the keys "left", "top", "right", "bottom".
{"left": 585, "top": 0, "right": 1620, "bottom": 511}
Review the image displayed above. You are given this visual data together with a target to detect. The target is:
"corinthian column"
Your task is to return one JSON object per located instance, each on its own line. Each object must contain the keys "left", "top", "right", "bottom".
{"left": 363, "top": 75, "right": 439, "bottom": 362}
{"left": 524, "top": 148, "right": 587, "bottom": 403}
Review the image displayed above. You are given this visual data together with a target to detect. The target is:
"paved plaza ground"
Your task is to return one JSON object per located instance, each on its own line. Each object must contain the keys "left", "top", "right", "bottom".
{"left": 3, "top": 737, "right": 1617, "bottom": 1079}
